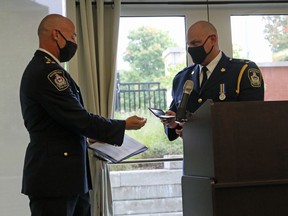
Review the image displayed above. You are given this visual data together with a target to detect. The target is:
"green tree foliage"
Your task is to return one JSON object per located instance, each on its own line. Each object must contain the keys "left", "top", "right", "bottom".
{"left": 155, "top": 62, "right": 186, "bottom": 92}
{"left": 120, "top": 26, "right": 177, "bottom": 82}
{"left": 232, "top": 44, "right": 243, "bottom": 59}
{"left": 262, "top": 15, "right": 288, "bottom": 61}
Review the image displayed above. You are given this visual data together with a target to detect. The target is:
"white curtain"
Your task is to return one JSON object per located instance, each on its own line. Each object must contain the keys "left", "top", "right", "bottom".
{"left": 67, "top": 0, "right": 121, "bottom": 215}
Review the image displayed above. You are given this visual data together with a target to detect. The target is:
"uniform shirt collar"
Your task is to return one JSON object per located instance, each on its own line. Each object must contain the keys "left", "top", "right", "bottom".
{"left": 38, "top": 48, "right": 61, "bottom": 65}
{"left": 204, "top": 51, "right": 222, "bottom": 73}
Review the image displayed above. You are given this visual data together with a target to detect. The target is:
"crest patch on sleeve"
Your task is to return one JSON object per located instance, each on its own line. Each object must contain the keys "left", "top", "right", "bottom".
{"left": 248, "top": 68, "right": 262, "bottom": 87}
{"left": 47, "top": 70, "right": 69, "bottom": 91}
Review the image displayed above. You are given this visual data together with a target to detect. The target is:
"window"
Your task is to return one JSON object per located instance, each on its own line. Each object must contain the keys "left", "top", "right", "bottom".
{"left": 112, "top": 16, "right": 186, "bottom": 216}
{"left": 114, "top": 16, "right": 186, "bottom": 167}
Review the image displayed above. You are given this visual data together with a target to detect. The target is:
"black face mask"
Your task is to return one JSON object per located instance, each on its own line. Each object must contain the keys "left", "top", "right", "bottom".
{"left": 187, "top": 36, "right": 214, "bottom": 64}
{"left": 56, "top": 30, "right": 78, "bottom": 62}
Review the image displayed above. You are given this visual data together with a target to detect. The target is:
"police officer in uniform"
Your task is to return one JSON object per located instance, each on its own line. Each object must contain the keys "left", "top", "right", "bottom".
{"left": 20, "top": 14, "right": 146, "bottom": 216}
{"left": 163, "top": 20, "right": 264, "bottom": 141}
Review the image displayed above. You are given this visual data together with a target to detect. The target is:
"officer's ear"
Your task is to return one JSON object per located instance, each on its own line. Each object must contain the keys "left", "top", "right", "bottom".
{"left": 210, "top": 34, "right": 217, "bottom": 42}
{"left": 52, "top": 29, "right": 59, "bottom": 41}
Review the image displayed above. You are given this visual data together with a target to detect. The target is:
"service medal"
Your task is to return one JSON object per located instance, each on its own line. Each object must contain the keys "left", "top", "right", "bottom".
{"left": 219, "top": 83, "right": 226, "bottom": 101}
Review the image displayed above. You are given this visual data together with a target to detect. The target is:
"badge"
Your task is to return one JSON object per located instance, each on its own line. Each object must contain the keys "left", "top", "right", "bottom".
{"left": 47, "top": 70, "right": 69, "bottom": 91}
{"left": 248, "top": 68, "right": 262, "bottom": 87}
{"left": 219, "top": 83, "right": 226, "bottom": 101}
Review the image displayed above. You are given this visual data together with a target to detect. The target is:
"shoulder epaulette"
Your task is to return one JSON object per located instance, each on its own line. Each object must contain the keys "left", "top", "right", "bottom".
{"left": 44, "top": 56, "right": 56, "bottom": 64}
{"left": 229, "top": 58, "right": 251, "bottom": 64}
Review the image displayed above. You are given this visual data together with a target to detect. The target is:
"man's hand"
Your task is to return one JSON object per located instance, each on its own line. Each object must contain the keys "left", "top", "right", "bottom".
{"left": 161, "top": 110, "right": 185, "bottom": 137}
{"left": 87, "top": 138, "right": 105, "bottom": 145}
{"left": 160, "top": 110, "right": 178, "bottom": 128}
{"left": 175, "top": 122, "right": 185, "bottom": 138}
{"left": 125, "top": 115, "right": 147, "bottom": 130}
{"left": 87, "top": 138, "right": 97, "bottom": 144}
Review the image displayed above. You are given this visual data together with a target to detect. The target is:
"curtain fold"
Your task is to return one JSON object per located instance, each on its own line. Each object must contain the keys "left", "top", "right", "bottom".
{"left": 72, "top": 0, "right": 121, "bottom": 215}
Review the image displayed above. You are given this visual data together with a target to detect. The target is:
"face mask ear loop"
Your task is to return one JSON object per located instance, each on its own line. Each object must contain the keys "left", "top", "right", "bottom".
{"left": 56, "top": 40, "right": 61, "bottom": 50}
{"left": 203, "top": 35, "right": 214, "bottom": 56}
{"left": 56, "top": 30, "right": 68, "bottom": 42}
{"left": 206, "top": 45, "right": 214, "bottom": 56}
{"left": 202, "top": 35, "right": 210, "bottom": 47}
{"left": 55, "top": 30, "right": 67, "bottom": 49}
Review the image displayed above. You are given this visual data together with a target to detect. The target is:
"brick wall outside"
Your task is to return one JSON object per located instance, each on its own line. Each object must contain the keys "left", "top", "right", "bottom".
{"left": 260, "top": 66, "right": 288, "bottom": 101}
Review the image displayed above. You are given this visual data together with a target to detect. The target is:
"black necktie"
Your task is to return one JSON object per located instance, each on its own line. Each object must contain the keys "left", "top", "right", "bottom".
{"left": 201, "top": 66, "right": 208, "bottom": 88}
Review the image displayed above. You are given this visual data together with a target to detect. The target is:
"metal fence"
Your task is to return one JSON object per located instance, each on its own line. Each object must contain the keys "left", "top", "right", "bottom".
{"left": 115, "top": 76, "right": 167, "bottom": 112}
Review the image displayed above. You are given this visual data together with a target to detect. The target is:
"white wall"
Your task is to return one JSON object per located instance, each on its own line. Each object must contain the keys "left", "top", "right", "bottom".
{"left": 0, "top": 1, "right": 61, "bottom": 215}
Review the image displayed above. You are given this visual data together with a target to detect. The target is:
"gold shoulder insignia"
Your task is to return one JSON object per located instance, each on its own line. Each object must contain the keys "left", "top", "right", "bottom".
{"left": 45, "top": 56, "right": 56, "bottom": 64}
{"left": 248, "top": 68, "right": 262, "bottom": 87}
{"left": 47, "top": 70, "right": 69, "bottom": 91}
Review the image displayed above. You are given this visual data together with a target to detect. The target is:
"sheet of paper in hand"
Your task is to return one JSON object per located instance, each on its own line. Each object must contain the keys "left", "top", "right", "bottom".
{"left": 88, "top": 134, "right": 148, "bottom": 163}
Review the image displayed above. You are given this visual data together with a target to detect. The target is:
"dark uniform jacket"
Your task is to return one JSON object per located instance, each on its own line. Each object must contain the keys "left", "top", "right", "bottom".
{"left": 166, "top": 52, "right": 264, "bottom": 141}
{"left": 20, "top": 50, "right": 126, "bottom": 197}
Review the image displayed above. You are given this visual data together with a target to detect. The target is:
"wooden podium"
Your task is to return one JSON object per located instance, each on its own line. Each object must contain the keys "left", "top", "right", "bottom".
{"left": 182, "top": 100, "right": 288, "bottom": 216}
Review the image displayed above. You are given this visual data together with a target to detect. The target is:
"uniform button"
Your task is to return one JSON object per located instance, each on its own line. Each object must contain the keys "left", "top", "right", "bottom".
{"left": 198, "top": 98, "right": 203, "bottom": 103}
{"left": 64, "top": 152, "right": 68, "bottom": 156}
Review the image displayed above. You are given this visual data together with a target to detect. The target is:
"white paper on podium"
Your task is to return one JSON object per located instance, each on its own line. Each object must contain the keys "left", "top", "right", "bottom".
{"left": 88, "top": 134, "right": 148, "bottom": 163}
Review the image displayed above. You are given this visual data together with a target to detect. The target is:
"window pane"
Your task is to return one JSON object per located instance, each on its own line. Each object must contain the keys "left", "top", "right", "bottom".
{"left": 114, "top": 17, "right": 186, "bottom": 166}
{"left": 231, "top": 15, "right": 288, "bottom": 101}
{"left": 113, "top": 16, "right": 186, "bottom": 215}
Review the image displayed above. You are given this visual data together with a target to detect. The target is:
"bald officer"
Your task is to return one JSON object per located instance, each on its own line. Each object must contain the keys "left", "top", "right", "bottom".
{"left": 20, "top": 14, "right": 146, "bottom": 216}
{"left": 163, "top": 21, "right": 264, "bottom": 141}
